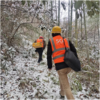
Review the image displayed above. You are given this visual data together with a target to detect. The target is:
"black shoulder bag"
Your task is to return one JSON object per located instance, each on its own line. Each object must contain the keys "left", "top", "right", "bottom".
{"left": 63, "top": 38, "right": 81, "bottom": 72}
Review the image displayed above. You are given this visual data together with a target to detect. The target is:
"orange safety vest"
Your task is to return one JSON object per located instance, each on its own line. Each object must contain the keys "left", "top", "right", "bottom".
{"left": 37, "top": 39, "right": 44, "bottom": 47}
{"left": 50, "top": 35, "right": 70, "bottom": 64}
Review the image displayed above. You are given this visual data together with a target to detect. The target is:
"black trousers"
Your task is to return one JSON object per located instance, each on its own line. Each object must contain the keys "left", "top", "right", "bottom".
{"left": 36, "top": 48, "right": 43, "bottom": 63}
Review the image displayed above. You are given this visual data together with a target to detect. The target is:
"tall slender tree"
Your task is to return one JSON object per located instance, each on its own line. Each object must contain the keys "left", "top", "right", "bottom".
{"left": 68, "top": 0, "right": 71, "bottom": 40}
{"left": 58, "top": 0, "right": 60, "bottom": 26}
{"left": 70, "top": 0, "right": 73, "bottom": 40}
{"left": 55, "top": 0, "right": 57, "bottom": 21}
{"left": 80, "top": 7, "right": 82, "bottom": 40}
{"left": 83, "top": 2, "right": 89, "bottom": 60}
{"left": 98, "top": 17, "right": 99, "bottom": 41}
{"left": 75, "top": 1, "right": 78, "bottom": 47}
{"left": 83, "top": 3, "right": 87, "bottom": 42}
{"left": 51, "top": 0, "right": 53, "bottom": 22}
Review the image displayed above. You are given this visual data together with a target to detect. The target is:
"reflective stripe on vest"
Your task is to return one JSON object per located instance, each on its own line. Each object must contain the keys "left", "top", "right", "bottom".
{"left": 50, "top": 36, "right": 70, "bottom": 63}
{"left": 51, "top": 37, "right": 65, "bottom": 53}
{"left": 53, "top": 54, "right": 64, "bottom": 60}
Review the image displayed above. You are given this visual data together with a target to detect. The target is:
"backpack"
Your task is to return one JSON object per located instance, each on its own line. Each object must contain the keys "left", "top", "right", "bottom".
{"left": 63, "top": 38, "right": 81, "bottom": 72}
{"left": 32, "top": 39, "right": 43, "bottom": 48}
{"left": 32, "top": 42, "right": 42, "bottom": 48}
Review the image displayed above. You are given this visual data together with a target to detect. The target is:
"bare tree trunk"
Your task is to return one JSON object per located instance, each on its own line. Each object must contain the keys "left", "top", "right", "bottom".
{"left": 83, "top": 3, "right": 87, "bottom": 42}
{"left": 75, "top": 10, "right": 78, "bottom": 47}
{"left": 75, "top": 0, "right": 78, "bottom": 47}
{"left": 51, "top": 1, "right": 53, "bottom": 22}
{"left": 58, "top": 0, "right": 60, "bottom": 26}
{"left": 55, "top": 0, "right": 57, "bottom": 21}
{"left": 80, "top": 8, "right": 82, "bottom": 40}
{"left": 44, "top": 2, "right": 46, "bottom": 39}
{"left": 97, "top": 22, "right": 100, "bottom": 43}
{"left": 70, "top": 0, "right": 73, "bottom": 41}
{"left": 83, "top": 2, "right": 89, "bottom": 60}
{"left": 68, "top": 0, "right": 72, "bottom": 41}
{"left": 94, "top": 27, "right": 96, "bottom": 42}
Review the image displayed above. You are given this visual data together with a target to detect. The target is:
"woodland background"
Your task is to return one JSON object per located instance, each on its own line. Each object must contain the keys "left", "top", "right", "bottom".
{"left": 0, "top": 0, "right": 100, "bottom": 100}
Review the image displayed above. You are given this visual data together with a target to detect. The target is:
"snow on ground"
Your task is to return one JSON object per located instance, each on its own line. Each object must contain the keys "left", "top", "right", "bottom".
{"left": 0, "top": 50, "right": 100, "bottom": 100}
{"left": 0, "top": 53, "right": 60, "bottom": 100}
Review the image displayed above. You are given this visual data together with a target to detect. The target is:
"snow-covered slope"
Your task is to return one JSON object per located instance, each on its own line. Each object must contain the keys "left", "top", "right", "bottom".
{"left": 0, "top": 49, "right": 100, "bottom": 100}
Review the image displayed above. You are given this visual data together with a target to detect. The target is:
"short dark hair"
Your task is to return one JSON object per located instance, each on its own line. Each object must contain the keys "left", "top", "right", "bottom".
{"left": 52, "top": 33, "right": 61, "bottom": 37}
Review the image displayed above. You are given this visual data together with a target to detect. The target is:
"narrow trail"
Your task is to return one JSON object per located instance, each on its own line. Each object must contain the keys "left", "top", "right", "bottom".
{"left": 1, "top": 53, "right": 60, "bottom": 100}
{"left": 0, "top": 52, "right": 99, "bottom": 100}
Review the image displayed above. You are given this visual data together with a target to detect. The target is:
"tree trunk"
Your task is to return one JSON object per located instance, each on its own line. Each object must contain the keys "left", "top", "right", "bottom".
{"left": 83, "top": 2, "right": 89, "bottom": 60}
{"left": 75, "top": 10, "right": 78, "bottom": 47}
{"left": 51, "top": 1, "right": 53, "bottom": 22}
{"left": 58, "top": 0, "right": 60, "bottom": 26}
{"left": 68, "top": 0, "right": 72, "bottom": 41}
{"left": 75, "top": 0, "right": 78, "bottom": 47}
{"left": 97, "top": 18, "right": 99, "bottom": 41}
{"left": 70, "top": 0, "right": 73, "bottom": 41}
{"left": 83, "top": 3, "right": 87, "bottom": 42}
{"left": 55, "top": 0, "right": 57, "bottom": 21}
{"left": 80, "top": 8, "right": 82, "bottom": 40}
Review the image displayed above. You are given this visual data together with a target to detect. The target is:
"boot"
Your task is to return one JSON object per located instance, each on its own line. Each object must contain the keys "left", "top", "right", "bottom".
{"left": 60, "top": 95, "right": 65, "bottom": 100}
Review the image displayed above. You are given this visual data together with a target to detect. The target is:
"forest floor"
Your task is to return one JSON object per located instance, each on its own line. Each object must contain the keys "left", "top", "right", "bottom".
{"left": 0, "top": 46, "right": 100, "bottom": 100}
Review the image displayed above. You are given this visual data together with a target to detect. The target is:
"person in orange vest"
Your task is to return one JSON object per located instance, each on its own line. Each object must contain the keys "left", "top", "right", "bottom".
{"left": 47, "top": 26, "right": 79, "bottom": 99}
{"left": 35, "top": 36, "right": 46, "bottom": 63}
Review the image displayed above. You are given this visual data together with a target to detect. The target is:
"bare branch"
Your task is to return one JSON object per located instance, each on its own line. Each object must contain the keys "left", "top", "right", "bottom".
{"left": 1, "top": 4, "right": 28, "bottom": 12}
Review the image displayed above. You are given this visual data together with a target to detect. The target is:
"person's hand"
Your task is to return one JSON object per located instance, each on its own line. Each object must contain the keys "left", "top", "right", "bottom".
{"left": 48, "top": 68, "right": 52, "bottom": 71}
{"left": 35, "top": 50, "right": 37, "bottom": 52}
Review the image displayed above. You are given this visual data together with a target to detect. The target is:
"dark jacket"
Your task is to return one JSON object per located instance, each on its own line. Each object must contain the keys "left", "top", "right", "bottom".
{"left": 47, "top": 35, "right": 79, "bottom": 71}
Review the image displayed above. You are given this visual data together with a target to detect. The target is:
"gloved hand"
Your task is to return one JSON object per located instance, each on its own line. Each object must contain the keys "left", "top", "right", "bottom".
{"left": 35, "top": 49, "right": 37, "bottom": 52}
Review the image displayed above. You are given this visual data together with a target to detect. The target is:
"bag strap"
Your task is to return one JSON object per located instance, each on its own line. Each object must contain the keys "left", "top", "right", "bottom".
{"left": 63, "top": 37, "right": 70, "bottom": 50}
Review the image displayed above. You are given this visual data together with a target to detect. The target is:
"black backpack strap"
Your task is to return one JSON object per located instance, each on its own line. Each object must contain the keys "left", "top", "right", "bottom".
{"left": 63, "top": 37, "right": 70, "bottom": 49}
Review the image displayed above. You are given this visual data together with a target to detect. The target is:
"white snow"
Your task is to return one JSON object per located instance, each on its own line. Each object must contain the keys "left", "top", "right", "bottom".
{"left": 1, "top": 50, "right": 99, "bottom": 100}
